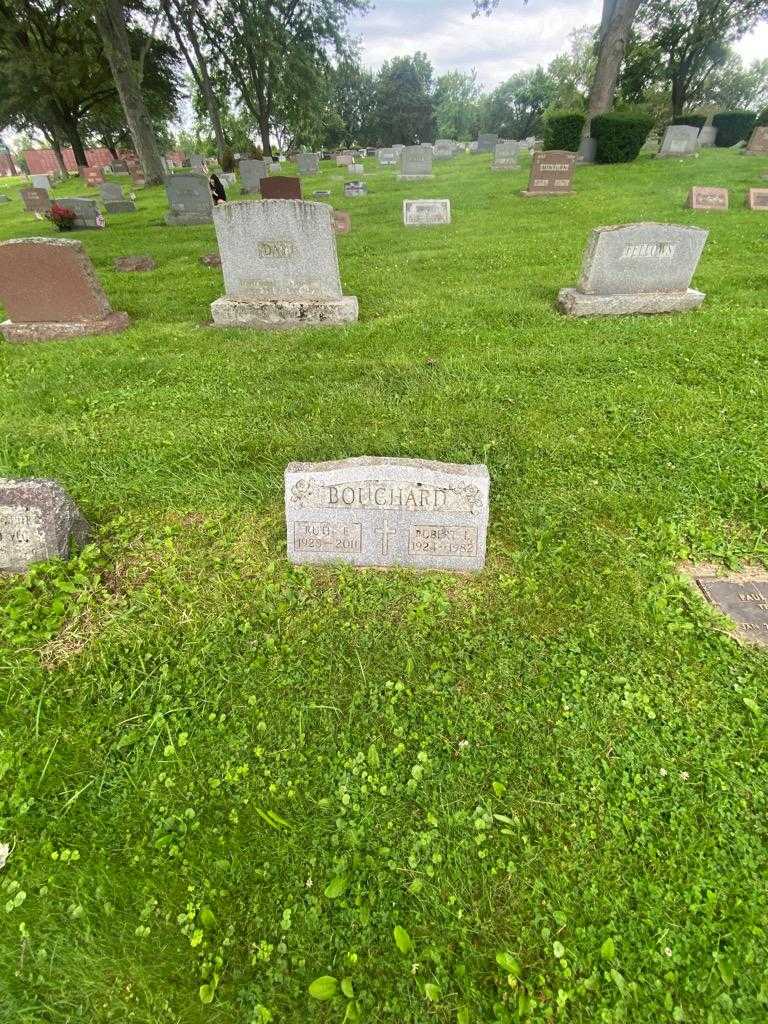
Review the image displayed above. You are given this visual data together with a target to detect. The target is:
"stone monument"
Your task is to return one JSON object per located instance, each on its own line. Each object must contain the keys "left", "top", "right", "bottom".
{"left": 745, "top": 127, "right": 768, "bottom": 155}
{"left": 398, "top": 146, "right": 433, "bottom": 180}
{"left": 57, "top": 197, "right": 103, "bottom": 229}
{"left": 297, "top": 153, "right": 319, "bottom": 175}
{"left": 522, "top": 151, "right": 576, "bottom": 196}
{"left": 99, "top": 183, "right": 136, "bottom": 214}
{"left": 163, "top": 173, "right": 213, "bottom": 225}
{"left": 491, "top": 141, "right": 521, "bottom": 171}
{"left": 260, "top": 175, "right": 302, "bottom": 199}
{"left": 403, "top": 199, "right": 451, "bottom": 226}
{"left": 686, "top": 187, "right": 728, "bottom": 210}
{"left": 239, "top": 159, "right": 268, "bottom": 194}
{"left": 0, "top": 478, "right": 90, "bottom": 572}
{"left": 657, "top": 125, "right": 699, "bottom": 157}
{"left": 20, "top": 187, "right": 51, "bottom": 214}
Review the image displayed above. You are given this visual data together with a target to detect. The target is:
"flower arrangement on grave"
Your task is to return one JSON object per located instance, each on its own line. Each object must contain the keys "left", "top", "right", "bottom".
{"left": 45, "top": 202, "right": 76, "bottom": 231}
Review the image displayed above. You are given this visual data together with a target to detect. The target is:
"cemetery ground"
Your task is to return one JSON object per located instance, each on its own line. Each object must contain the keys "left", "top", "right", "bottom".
{"left": 0, "top": 149, "right": 767, "bottom": 1024}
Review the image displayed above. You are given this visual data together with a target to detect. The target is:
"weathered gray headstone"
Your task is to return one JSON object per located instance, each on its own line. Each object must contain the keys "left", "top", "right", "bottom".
{"left": 657, "top": 125, "right": 699, "bottom": 157}
{"left": 686, "top": 186, "right": 728, "bottom": 211}
{"left": 557, "top": 222, "right": 708, "bottom": 317}
{"left": 378, "top": 148, "right": 397, "bottom": 166}
{"left": 476, "top": 133, "right": 498, "bottom": 153}
{"left": 99, "top": 183, "right": 136, "bottom": 214}
{"left": 492, "top": 141, "right": 521, "bottom": 171}
{"left": 697, "top": 126, "right": 717, "bottom": 147}
{"left": 190, "top": 153, "right": 207, "bottom": 172}
{"left": 297, "top": 153, "right": 319, "bottom": 175}
{"left": 576, "top": 138, "right": 597, "bottom": 164}
{"left": 694, "top": 571, "right": 768, "bottom": 646}
{"left": 20, "top": 187, "right": 51, "bottom": 214}
{"left": 332, "top": 210, "right": 351, "bottom": 235}
{"left": 163, "top": 174, "right": 212, "bottom": 225}
{"left": 433, "top": 139, "right": 456, "bottom": 159}
{"left": 285, "top": 457, "right": 489, "bottom": 571}
{"left": 398, "top": 146, "right": 433, "bottom": 180}
{"left": 522, "top": 151, "right": 576, "bottom": 196}
{"left": 210, "top": 199, "right": 358, "bottom": 329}
{"left": 239, "top": 159, "right": 268, "bottom": 194}
{"left": 344, "top": 181, "right": 367, "bottom": 197}
{"left": 31, "top": 174, "right": 51, "bottom": 191}
{"left": 0, "top": 478, "right": 90, "bottom": 573}
{"left": 0, "top": 237, "right": 130, "bottom": 342}
{"left": 403, "top": 199, "right": 451, "bottom": 226}
{"left": 745, "top": 126, "right": 768, "bottom": 155}
{"left": 747, "top": 188, "right": 768, "bottom": 210}
{"left": 336, "top": 153, "right": 354, "bottom": 167}
{"left": 58, "top": 196, "right": 103, "bottom": 229}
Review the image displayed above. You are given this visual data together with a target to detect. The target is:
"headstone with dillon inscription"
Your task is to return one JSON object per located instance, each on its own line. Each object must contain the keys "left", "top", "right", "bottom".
{"left": 557, "top": 222, "right": 708, "bottom": 317}
{"left": 0, "top": 478, "right": 90, "bottom": 573}
{"left": 163, "top": 173, "right": 212, "bottom": 225}
{"left": 657, "top": 125, "right": 699, "bottom": 157}
{"left": 398, "top": 146, "right": 433, "bottom": 180}
{"left": 285, "top": 457, "right": 489, "bottom": 571}
{"left": 745, "top": 126, "right": 768, "bottom": 155}
{"left": 239, "top": 159, "right": 268, "bottom": 194}
{"left": 0, "top": 237, "right": 130, "bottom": 341}
{"left": 747, "top": 188, "right": 768, "bottom": 210}
{"left": 210, "top": 199, "right": 358, "bottom": 329}
{"left": 522, "top": 150, "right": 576, "bottom": 196}
{"left": 403, "top": 199, "right": 451, "bottom": 226}
{"left": 686, "top": 186, "right": 728, "bottom": 210}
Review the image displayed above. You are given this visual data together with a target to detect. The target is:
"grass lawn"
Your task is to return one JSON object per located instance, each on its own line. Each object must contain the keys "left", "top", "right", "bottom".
{"left": 1, "top": 148, "right": 768, "bottom": 1024}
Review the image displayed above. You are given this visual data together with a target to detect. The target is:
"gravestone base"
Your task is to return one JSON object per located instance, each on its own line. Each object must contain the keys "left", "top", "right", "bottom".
{"left": 164, "top": 210, "right": 212, "bottom": 226}
{"left": 397, "top": 174, "right": 434, "bottom": 181}
{"left": 556, "top": 287, "right": 705, "bottom": 317}
{"left": 210, "top": 295, "right": 358, "bottom": 330}
{"left": 1, "top": 311, "right": 130, "bottom": 343}
{"left": 492, "top": 162, "right": 520, "bottom": 171}
{"left": 521, "top": 188, "right": 574, "bottom": 197}
{"left": 104, "top": 200, "right": 136, "bottom": 214}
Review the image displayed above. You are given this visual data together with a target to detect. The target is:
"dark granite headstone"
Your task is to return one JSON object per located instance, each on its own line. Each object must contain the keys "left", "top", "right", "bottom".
{"left": 21, "top": 187, "right": 52, "bottom": 213}
{"left": 259, "top": 176, "right": 302, "bottom": 200}
{"left": 522, "top": 151, "right": 576, "bottom": 196}
{"left": 696, "top": 575, "right": 768, "bottom": 646}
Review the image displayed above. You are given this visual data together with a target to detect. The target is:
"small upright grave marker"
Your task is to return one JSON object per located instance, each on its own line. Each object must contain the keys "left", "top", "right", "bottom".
{"left": 0, "top": 478, "right": 89, "bottom": 573}
{"left": 260, "top": 176, "right": 302, "bottom": 200}
{"left": 0, "top": 237, "right": 129, "bottom": 341}
{"left": 58, "top": 196, "right": 103, "bottom": 229}
{"left": 492, "top": 141, "right": 521, "bottom": 171}
{"left": 697, "top": 126, "right": 717, "bottom": 147}
{"left": 522, "top": 150, "right": 576, "bottom": 196}
{"left": 398, "top": 146, "right": 433, "bottom": 180}
{"left": 297, "top": 153, "right": 319, "bottom": 175}
{"left": 657, "top": 125, "right": 699, "bottom": 157}
{"left": 557, "top": 222, "right": 708, "bottom": 317}
{"left": 20, "top": 187, "right": 51, "bottom": 214}
{"left": 344, "top": 181, "right": 367, "bottom": 197}
{"left": 285, "top": 457, "right": 490, "bottom": 571}
{"left": 745, "top": 127, "right": 768, "bottom": 155}
{"left": 476, "top": 133, "right": 498, "bottom": 153}
{"left": 686, "top": 186, "right": 728, "bottom": 210}
{"left": 99, "top": 183, "right": 136, "bottom": 214}
{"left": 332, "top": 210, "right": 351, "bottom": 235}
{"left": 378, "top": 148, "right": 397, "bottom": 166}
{"left": 403, "top": 199, "right": 451, "bottom": 226}
{"left": 30, "top": 174, "right": 51, "bottom": 191}
{"left": 239, "top": 159, "right": 268, "bottom": 194}
{"left": 163, "top": 174, "right": 213, "bottom": 225}
{"left": 82, "top": 166, "right": 105, "bottom": 187}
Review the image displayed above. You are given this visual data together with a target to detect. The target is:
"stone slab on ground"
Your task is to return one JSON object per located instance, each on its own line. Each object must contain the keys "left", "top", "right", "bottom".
{"left": 747, "top": 188, "right": 768, "bottom": 210}
{"left": 285, "top": 457, "right": 490, "bottom": 571}
{"left": 403, "top": 199, "right": 451, "bottom": 225}
{"left": 686, "top": 186, "right": 729, "bottom": 210}
{"left": 682, "top": 563, "right": 768, "bottom": 647}
{"left": 114, "top": 255, "right": 156, "bottom": 272}
{"left": 0, "top": 477, "right": 90, "bottom": 572}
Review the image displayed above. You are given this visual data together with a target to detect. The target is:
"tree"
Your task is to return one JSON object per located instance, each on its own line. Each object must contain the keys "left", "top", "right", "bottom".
{"left": 630, "top": 0, "right": 768, "bottom": 115}
{"left": 484, "top": 67, "right": 554, "bottom": 138}
{"left": 372, "top": 53, "right": 436, "bottom": 144}
{"left": 94, "top": 0, "right": 167, "bottom": 183}
{"left": 546, "top": 26, "right": 597, "bottom": 109}
{"left": 321, "top": 57, "right": 377, "bottom": 147}
{"left": 433, "top": 69, "right": 483, "bottom": 140}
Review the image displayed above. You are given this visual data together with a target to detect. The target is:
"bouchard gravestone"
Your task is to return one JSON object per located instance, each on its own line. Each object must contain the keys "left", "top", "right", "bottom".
{"left": 210, "top": 199, "right": 358, "bottom": 329}
{"left": 0, "top": 478, "right": 90, "bottom": 573}
{"left": 403, "top": 199, "right": 451, "bottom": 226}
{"left": 285, "top": 457, "right": 490, "bottom": 571}
{"left": 557, "top": 222, "right": 708, "bottom": 317}
{"left": 522, "top": 150, "right": 576, "bottom": 196}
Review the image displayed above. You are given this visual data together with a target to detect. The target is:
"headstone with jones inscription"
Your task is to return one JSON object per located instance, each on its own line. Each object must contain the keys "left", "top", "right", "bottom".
{"left": 686, "top": 186, "right": 728, "bottom": 211}
{"left": 163, "top": 173, "right": 212, "bottom": 225}
{"left": 522, "top": 150, "right": 576, "bottom": 196}
{"left": 210, "top": 199, "right": 358, "bottom": 329}
{"left": 0, "top": 237, "right": 130, "bottom": 342}
{"left": 0, "top": 478, "right": 90, "bottom": 573}
{"left": 403, "top": 199, "right": 451, "bottom": 226}
{"left": 557, "top": 222, "right": 708, "bottom": 317}
{"left": 285, "top": 457, "right": 490, "bottom": 571}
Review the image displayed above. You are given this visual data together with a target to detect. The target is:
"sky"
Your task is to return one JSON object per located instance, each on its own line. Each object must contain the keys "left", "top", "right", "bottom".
{"left": 348, "top": 0, "right": 768, "bottom": 91}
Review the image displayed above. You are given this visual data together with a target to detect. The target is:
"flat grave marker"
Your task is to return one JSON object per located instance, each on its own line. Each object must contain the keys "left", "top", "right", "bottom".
{"left": 0, "top": 478, "right": 89, "bottom": 573}
{"left": 686, "top": 186, "right": 729, "bottom": 210}
{"left": 693, "top": 569, "right": 768, "bottom": 647}
{"left": 403, "top": 199, "right": 451, "bottom": 226}
{"left": 747, "top": 188, "right": 768, "bottom": 210}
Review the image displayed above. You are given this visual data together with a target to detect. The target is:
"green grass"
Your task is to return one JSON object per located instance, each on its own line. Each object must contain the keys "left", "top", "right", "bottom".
{"left": 1, "top": 149, "right": 768, "bottom": 1024}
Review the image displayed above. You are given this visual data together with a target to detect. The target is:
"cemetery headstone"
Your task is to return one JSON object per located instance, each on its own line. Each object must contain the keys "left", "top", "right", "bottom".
{"left": 114, "top": 255, "right": 155, "bottom": 272}
{"left": 693, "top": 570, "right": 768, "bottom": 646}
{"left": 686, "top": 186, "right": 728, "bottom": 210}
{"left": 0, "top": 237, "right": 130, "bottom": 341}
{"left": 163, "top": 173, "right": 213, "bottom": 225}
{"left": 284, "top": 457, "right": 490, "bottom": 571}
{"left": 747, "top": 188, "right": 768, "bottom": 210}
{"left": 260, "top": 175, "right": 302, "bottom": 200}
{"left": 657, "top": 125, "right": 699, "bottom": 157}
{"left": 129, "top": 166, "right": 146, "bottom": 187}
{"left": 433, "top": 139, "right": 456, "bottom": 160}
{"left": 210, "top": 199, "right": 358, "bottom": 329}
{"left": 398, "top": 145, "right": 433, "bottom": 180}
{"left": 344, "top": 181, "right": 367, "bottom": 197}
{"left": 58, "top": 196, "right": 103, "bottom": 229}
{"left": 477, "top": 133, "right": 498, "bottom": 153}
{"left": 332, "top": 210, "right": 351, "bottom": 235}
{"left": 99, "top": 183, "right": 136, "bottom": 214}
{"left": 697, "top": 126, "right": 717, "bottom": 147}
{"left": 403, "top": 199, "right": 451, "bottom": 226}
{"left": 110, "top": 160, "right": 129, "bottom": 174}
{"left": 745, "top": 127, "right": 768, "bottom": 155}
{"left": 392, "top": 144, "right": 405, "bottom": 155}
{"left": 267, "top": 160, "right": 283, "bottom": 175}
{"left": 83, "top": 166, "right": 105, "bottom": 187}
{"left": 378, "top": 148, "right": 397, "bottom": 165}
{"left": 0, "top": 478, "right": 89, "bottom": 573}
{"left": 557, "top": 222, "right": 708, "bottom": 317}
{"left": 219, "top": 172, "right": 236, "bottom": 187}
{"left": 20, "top": 187, "right": 52, "bottom": 214}
{"left": 297, "top": 153, "right": 320, "bottom": 175}
{"left": 576, "top": 138, "right": 597, "bottom": 164}
{"left": 349, "top": 162, "right": 364, "bottom": 175}
{"left": 336, "top": 153, "right": 354, "bottom": 167}
{"left": 522, "top": 150, "right": 576, "bottom": 196}
{"left": 491, "top": 141, "right": 521, "bottom": 171}
{"left": 239, "top": 159, "right": 268, "bottom": 194}
{"left": 31, "top": 174, "right": 51, "bottom": 191}
{"left": 190, "top": 153, "right": 206, "bottom": 172}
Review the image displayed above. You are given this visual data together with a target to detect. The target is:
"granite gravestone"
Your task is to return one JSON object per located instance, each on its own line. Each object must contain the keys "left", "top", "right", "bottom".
{"left": 434, "top": 139, "right": 456, "bottom": 159}
{"left": 297, "top": 153, "right": 319, "bottom": 175}
{"left": 58, "top": 197, "right": 103, "bottom": 229}
{"left": 576, "top": 138, "right": 597, "bottom": 164}
{"left": 492, "top": 141, "right": 521, "bottom": 171}
{"left": 344, "top": 181, "right": 367, "bottom": 197}
{"left": 336, "top": 153, "right": 354, "bottom": 167}
{"left": 745, "top": 127, "right": 768, "bottom": 155}
{"left": 210, "top": 199, "right": 358, "bottom": 329}
{"left": 522, "top": 151, "right": 576, "bottom": 196}
{"left": 378, "top": 148, "right": 397, "bottom": 166}
{"left": 129, "top": 166, "right": 146, "bottom": 187}
{"left": 697, "top": 126, "right": 717, "bottom": 147}
{"left": 20, "top": 187, "right": 51, "bottom": 214}
{"left": 239, "top": 159, "right": 268, "bottom": 194}
{"left": 403, "top": 199, "right": 451, "bottom": 226}
{"left": 83, "top": 166, "right": 105, "bottom": 186}
{"left": 285, "top": 457, "right": 489, "bottom": 571}
{"left": 686, "top": 187, "right": 728, "bottom": 211}
{"left": 0, "top": 237, "right": 130, "bottom": 342}
{"left": 398, "top": 146, "right": 433, "bottom": 180}
{"left": 332, "top": 210, "right": 351, "bottom": 235}
{"left": 190, "top": 153, "right": 206, "bottom": 172}
{"left": 260, "top": 176, "right": 302, "bottom": 200}
{"left": 477, "top": 133, "right": 498, "bottom": 153}
{"left": 557, "top": 222, "right": 708, "bottom": 317}
{"left": 747, "top": 188, "right": 768, "bottom": 210}
{"left": 267, "top": 161, "right": 282, "bottom": 175}
{"left": 349, "top": 162, "right": 364, "bottom": 175}
{"left": 31, "top": 174, "right": 51, "bottom": 191}
{"left": 99, "top": 183, "right": 136, "bottom": 214}
{"left": 695, "top": 572, "right": 768, "bottom": 646}
{"left": 0, "top": 478, "right": 89, "bottom": 573}
{"left": 657, "top": 125, "right": 699, "bottom": 157}
{"left": 163, "top": 174, "right": 213, "bottom": 225}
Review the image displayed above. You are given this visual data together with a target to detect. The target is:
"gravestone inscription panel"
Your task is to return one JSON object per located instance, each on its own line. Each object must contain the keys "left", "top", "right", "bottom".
{"left": 164, "top": 173, "right": 212, "bottom": 225}
{"left": 522, "top": 150, "right": 576, "bottom": 195}
{"left": 696, "top": 574, "right": 768, "bottom": 646}
{"left": 686, "top": 186, "right": 729, "bottom": 210}
{"left": 403, "top": 199, "right": 451, "bottom": 226}
{"left": 747, "top": 188, "right": 768, "bottom": 210}
{"left": 0, "top": 478, "right": 90, "bottom": 573}
{"left": 285, "top": 457, "right": 490, "bottom": 571}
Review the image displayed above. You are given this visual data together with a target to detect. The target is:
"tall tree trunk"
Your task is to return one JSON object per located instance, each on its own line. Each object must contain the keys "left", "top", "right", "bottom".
{"left": 41, "top": 123, "right": 69, "bottom": 176}
{"left": 585, "top": 0, "right": 643, "bottom": 132}
{"left": 94, "top": 0, "right": 166, "bottom": 184}
{"left": 258, "top": 105, "right": 272, "bottom": 157}
{"left": 57, "top": 111, "right": 88, "bottom": 167}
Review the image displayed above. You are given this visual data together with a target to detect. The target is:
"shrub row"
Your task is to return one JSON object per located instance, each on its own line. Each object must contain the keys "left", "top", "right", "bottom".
{"left": 591, "top": 111, "right": 655, "bottom": 164}
{"left": 543, "top": 111, "right": 586, "bottom": 152}
{"left": 712, "top": 111, "right": 756, "bottom": 147}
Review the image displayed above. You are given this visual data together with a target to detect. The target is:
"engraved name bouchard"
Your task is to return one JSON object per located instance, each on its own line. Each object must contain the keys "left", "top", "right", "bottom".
{"left": 290, "top": 478, "right": 484, "bottom": 513}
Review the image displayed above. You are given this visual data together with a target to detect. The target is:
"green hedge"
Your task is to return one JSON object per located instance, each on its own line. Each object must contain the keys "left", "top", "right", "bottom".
{"left": 712, "top": 110, "right": 756, "bottom": 147}
{"left": 591, "top": 111, "right": 654, "bottom": 164}
{"left": 671, "top": 114, "right": 706, "bottom": 129}
{"left": 757, "top": 107, "right": 768, "bottom": 127}
{"left": 543, "top": 111, "right": 586, "bottom": 152}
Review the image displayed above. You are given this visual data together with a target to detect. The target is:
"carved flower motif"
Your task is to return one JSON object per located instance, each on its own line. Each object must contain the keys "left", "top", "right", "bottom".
{"left": 290, "top": 479, "right": 312, "bottom": 505}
